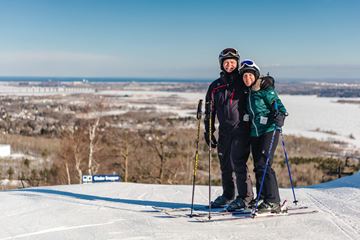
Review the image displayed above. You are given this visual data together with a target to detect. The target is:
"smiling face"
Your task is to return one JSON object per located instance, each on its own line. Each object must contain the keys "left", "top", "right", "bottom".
{"left": 242, "top": 71, "right": 256, "bottom": 87}
{"left": 222, "top": 59, "right": 238, "bottom": 73}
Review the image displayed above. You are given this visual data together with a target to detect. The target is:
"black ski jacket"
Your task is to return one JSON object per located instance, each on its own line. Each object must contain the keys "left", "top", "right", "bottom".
{"left": 204, "top": 71, "right": 250, "bottom": 135}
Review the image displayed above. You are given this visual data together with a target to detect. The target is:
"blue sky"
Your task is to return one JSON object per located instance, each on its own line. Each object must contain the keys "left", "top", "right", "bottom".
{"left": 0, "top": 0, "right": 359, "bottom": 80}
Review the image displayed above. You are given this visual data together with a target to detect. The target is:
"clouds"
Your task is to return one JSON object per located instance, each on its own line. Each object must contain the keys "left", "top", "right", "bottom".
{"left": 1, "top": 50, "right": 359, "bottom": 80}
{"left": 263, "top": 64, "right": 360, "bottom": 79}
{"left": 0, "top": 50, "right": 219, "bottom": 78}
{"left": 0, "top": 51, "right": 125, "bottom": 76}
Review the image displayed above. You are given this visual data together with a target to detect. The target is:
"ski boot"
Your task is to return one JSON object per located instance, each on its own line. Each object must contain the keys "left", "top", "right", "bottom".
{"left": 225, "top": 197, "right": 246, "bottom": 212}
{"left": 248, "top": 198, "right": 264, "bottom": 209}
{"left": 210, "top": 195, "right": 231, "bottom": 208}
{"left": 257, "top": 201, "right": 281, "bottom": 214}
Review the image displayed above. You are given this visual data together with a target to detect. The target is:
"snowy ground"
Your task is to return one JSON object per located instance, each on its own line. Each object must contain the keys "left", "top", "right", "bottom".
{"left": 0, "top": 173, "right": 359, "bottom": 240}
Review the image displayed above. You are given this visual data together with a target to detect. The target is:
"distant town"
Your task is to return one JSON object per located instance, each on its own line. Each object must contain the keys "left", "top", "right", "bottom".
{"left": 1, "top": 77, "right": 360, "bottom": 98}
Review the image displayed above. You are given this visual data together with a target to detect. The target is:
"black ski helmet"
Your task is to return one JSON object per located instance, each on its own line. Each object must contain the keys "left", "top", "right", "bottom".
{"left": 219, "top": 48, "right": 240, "bottom": 70}
{"left": 239, "top": 59, "right": 261, "bottom": 80}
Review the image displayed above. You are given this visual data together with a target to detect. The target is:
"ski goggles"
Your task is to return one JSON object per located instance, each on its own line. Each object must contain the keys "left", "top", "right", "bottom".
{"left": 219, "top": 48, "right": 239, "bottom": 58}
{"left": 240, "top": 59, "right": 260, "bottom": 72}
{"left": 240, "top": 59, "right": 256, "bottom": 68}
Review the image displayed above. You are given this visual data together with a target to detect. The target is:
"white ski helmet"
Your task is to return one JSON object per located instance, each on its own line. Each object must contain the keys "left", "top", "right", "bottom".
{"left": 240, "top": 59, "right": 261, "bottom": 79}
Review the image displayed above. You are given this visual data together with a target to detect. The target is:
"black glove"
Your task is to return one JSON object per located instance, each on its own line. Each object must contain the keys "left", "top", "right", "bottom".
{"left": 260, "top": 76, "right": 275, "bottom": 90}
{"left": 273, "top": 112, "right": 287, "bottom": 127}
{"left": 204, "top": 132, "right": 217, "bottom": 148}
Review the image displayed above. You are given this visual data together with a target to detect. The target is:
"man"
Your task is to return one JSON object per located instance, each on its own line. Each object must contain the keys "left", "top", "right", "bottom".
{"left": 204, "top": 48, "right": 274, "bottom": 211}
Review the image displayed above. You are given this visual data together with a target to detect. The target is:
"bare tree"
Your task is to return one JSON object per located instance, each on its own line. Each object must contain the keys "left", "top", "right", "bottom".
{"left": 64, "top": 161, "right": 71, "bottom": 185}
{"left": 73, "top": 136, "right": 84, "bottom": 184}
{"left": 107, "top": 129, "right": 139, "bottom": 182}
{"left": 87, "top": 117, "right": 100, "bottom": 175}
{"left": 120, "top": 138, "right": 129, "bottom": 182}
{"left": 57, "top": 123, "right": 88, "bottom": 184}
{"left": 144, "top": 131, "right": 173, "bottom": 184}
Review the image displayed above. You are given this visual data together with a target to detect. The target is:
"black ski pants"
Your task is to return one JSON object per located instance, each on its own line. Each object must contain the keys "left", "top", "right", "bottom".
{"left": 251, "top": 130, "right": 281, "bottom": 203}
{"left": 217, "top": 130, "right": 254, "bottom": 204}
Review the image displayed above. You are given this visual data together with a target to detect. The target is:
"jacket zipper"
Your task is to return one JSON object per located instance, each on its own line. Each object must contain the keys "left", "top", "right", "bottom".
{"left": 248, "top": 91, "right": 259, "bottom": 136}
{"left": 230, "top": 90, "right": 235, "bottom": 105}
{"left": 228, "top": 90, "right": 235, "bottom": 118}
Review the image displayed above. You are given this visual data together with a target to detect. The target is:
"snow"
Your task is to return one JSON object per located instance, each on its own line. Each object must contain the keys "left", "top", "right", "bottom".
{"left": 0, "top": 173, "right": 359, "bottom": 240}
{"left": 0, "top": 89, "right": 359, "bottom": 239}
{"left": 281, "top": 95, "right": 360, "bottom": 148}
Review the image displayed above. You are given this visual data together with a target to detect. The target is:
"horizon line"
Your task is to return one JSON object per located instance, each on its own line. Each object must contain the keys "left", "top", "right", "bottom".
{"left": 1, "top": 75, "right": 360, "bottom": 81}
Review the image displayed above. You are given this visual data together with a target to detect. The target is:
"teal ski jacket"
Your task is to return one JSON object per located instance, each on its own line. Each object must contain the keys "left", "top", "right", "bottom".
{"left": 246, "top": 86, "right": 287, "bottom": 137}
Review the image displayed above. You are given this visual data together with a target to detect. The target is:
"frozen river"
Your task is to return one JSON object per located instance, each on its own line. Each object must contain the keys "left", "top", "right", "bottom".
{"left": 281, "top": 95, "right": 360, "bottom": 148}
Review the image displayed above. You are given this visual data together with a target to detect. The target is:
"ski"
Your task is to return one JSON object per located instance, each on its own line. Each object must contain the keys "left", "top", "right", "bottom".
{"left": 191, "top": 209, "right": 319, "bottom": 223}
{"left": 152, "top": 206, "right": 231, "bottom": 218}
{"left": 152, "top": 206, "right": 209, "bottom": 213}
{"left": 152, "top": 205, "right": 310, "bottom": 219}
{"left": 154, "top": 208, "right": 252, "bottom": 218}
{"left": 152, "top": 204, "right": 308, "bottom": 214}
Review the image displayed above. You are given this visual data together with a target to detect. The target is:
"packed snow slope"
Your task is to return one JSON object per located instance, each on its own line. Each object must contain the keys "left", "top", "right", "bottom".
{"left": 0, "top": 173, "right": 359, "bottom": 240}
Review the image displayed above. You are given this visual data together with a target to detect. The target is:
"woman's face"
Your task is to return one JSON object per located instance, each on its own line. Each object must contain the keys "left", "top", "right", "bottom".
{"left": 222, "top": 59, "right": 238, "bottom": 73}
{"left": 242, "top": 72, "right": 256, "bottom": 87}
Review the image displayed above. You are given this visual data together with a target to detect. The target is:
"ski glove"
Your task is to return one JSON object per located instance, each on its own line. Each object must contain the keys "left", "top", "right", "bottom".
{"left": 260, "top": 76, "right": 275, "bottom": 90}
{"left": 204, "top": 132, "right": 217, "bottom": 148}
{"left": 273, "top": 112, "right": 287, "bottom": 127}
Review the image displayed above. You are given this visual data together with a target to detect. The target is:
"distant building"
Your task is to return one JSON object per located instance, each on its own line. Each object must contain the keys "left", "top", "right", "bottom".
{"left": 39, "top": 80, "right": 61, "bottom": 87}
{"left": 0, "top": 144, "right": 11, "bottom": 157}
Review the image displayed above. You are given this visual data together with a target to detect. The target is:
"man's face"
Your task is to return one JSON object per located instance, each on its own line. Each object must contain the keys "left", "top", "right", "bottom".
{"left": 222, "top": 59, "right": 237, "bottom": 73}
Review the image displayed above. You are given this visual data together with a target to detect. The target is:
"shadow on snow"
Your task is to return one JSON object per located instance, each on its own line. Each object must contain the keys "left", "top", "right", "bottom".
{"left": 13, "top": 188, "right": 204, "bottom": 209}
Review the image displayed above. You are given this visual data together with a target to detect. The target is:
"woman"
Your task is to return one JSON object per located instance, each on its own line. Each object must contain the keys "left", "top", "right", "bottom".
{"left": 240, "top": 59, "right": 288, "bottom": 213}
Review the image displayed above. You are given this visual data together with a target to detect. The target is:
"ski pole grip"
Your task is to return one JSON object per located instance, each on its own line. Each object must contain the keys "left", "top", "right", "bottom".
{"left": 196, "top": 99, "right": 203, "bottom": 120}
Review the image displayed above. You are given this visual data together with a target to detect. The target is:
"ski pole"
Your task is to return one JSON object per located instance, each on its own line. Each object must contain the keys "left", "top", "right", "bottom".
{"left": 190, "top": 99, "right": 203, "bottom": 217}
{"left": 251, "top": 128, "right": 278, "bottom": 216}
{"left": 273, "top": 101, "right": 298, "bottom": 205}
{"left": 252, "top": 101, "right": 280, "bottom": 216}
{"left": 209, "top": 100, "right": 212, "bottom": 220}
{"left": 208, "top": 97, "right": 213, "bottom": 220}
{"left": 279, "top": 127, "right": 298, "bottom": 205}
